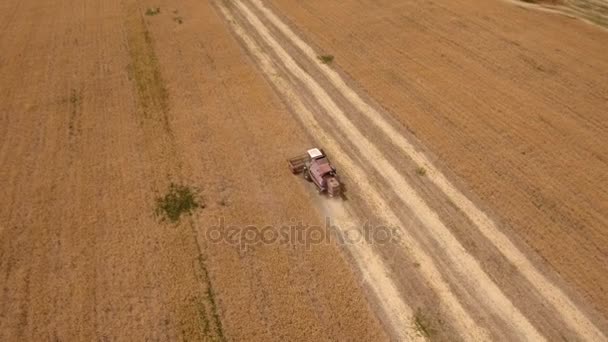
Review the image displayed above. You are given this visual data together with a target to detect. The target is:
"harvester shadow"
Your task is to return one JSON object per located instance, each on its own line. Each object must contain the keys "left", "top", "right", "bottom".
{"left": 338, "top": 183, "right": 349, "bottom": 201}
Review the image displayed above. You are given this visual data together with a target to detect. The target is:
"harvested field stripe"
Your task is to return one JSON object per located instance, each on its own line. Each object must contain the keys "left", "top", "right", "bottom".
{"left": 232, "top": 1, "right": 545, "bottom": 340}
{"left": 504, "top": 0, "right": 608, "bottom": 29}
{"left": 219, "top": 5, "right": 491, "bottom": 340}
{"left": 220, "top": 1, "right": 523, "bottom": 340}
{"left": 214, "top": 3, "right": 421, "bottom": 340}
{"left": 249, "top": 0, "right": 606, "bottom": 340}
{"left": 325, "top": 201, "right": 419, "bottom": 341}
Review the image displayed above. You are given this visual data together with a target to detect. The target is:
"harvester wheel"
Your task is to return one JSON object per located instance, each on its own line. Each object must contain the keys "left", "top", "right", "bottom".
{"left": 303, "top": 169, "right": 311, "bottom": 181}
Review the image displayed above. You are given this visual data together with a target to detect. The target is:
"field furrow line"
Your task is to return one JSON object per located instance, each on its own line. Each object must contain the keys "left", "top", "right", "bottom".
{"left": 248, "top": 1, "right": 606, "bottom": 340}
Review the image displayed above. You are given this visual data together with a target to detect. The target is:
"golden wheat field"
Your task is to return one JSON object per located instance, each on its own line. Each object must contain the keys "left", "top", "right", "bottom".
{"left": 1, "top": 0, "right": 607, "bottom": 340}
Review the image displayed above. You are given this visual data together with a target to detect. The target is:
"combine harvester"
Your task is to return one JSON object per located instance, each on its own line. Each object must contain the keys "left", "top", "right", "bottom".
{"left": 288, "top": 148, "right": 342, "bottom": 197}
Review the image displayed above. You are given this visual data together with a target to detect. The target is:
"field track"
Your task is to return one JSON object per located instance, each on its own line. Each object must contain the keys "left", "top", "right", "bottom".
{"left": 218, "top": 0, "right": 608, "bottom": 340}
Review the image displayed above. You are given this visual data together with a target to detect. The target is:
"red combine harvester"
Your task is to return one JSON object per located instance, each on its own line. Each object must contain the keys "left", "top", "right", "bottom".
{"left": 288, "top": 148, "right": 342, "bottom": 197}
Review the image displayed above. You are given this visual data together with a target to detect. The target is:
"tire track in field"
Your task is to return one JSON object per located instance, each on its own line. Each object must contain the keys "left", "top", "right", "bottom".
{"left": 247, "top": 1, "right": 607, "bottom": 340}
{"left": 213, "top": 3, "right": 423, "bottom": 340}
{"left": 231, "top": 1, "right": 544, "bottom": 340}
{"left": 505, "top": 0, "right": 608, "bottom": 30}
{"left": 217, "top": 1, "right": 544, "bottom": 340}
{"left": 225, "top": 4, "right": 498, "bottom": 340}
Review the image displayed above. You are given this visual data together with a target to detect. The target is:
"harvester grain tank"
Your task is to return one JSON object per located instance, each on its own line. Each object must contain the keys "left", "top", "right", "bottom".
{"left": 288, "top": 148, "right": 342, "bottom": 197}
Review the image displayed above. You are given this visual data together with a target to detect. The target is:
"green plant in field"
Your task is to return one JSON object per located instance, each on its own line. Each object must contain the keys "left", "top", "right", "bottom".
{"left": 317, "top": 54, "right": 334, "bottom": 64}
{"left": 155, "top": 183, "right": 202, "bottom": 222}
{"left": 416, "top": 166, "right": 427, "bottom": 176}
{"left": 145, "top": 7, "right": 161, "bottom": 16}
